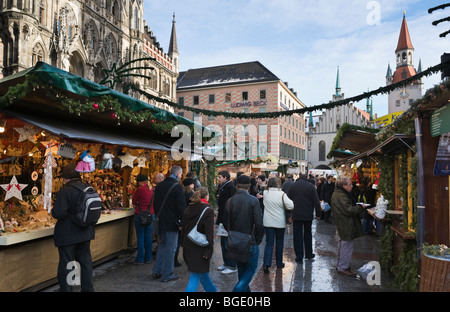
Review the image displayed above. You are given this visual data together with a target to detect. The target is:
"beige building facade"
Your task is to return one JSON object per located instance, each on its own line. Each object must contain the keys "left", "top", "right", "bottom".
{"left": 176, "top": 61, "right": 308, "bottom": 173}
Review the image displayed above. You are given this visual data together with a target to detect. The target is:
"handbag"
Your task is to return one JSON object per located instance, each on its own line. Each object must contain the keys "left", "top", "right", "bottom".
{"left": 187, "top": 206, "right": 210, "bottom": 247}
{"left": 282, "top": 193, "right": 293, "bottom": 224}
{"left": 225, "top": 201, "right": 252, "bottom": 262}
{"left": 138, "top": 193, "right": 154, "bottom": 226}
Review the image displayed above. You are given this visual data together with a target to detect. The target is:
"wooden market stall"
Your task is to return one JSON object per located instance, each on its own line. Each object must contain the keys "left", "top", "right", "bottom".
{"left": 329, "top": 78, "right": 450, "bottom": 291}
{"left": 0, "top": 62, "right": 197, "bottom": 291}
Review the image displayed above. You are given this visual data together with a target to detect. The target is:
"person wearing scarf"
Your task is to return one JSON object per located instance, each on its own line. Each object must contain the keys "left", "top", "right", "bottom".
{"left": 330, "top": 177, "right": 366, "bottom": 277}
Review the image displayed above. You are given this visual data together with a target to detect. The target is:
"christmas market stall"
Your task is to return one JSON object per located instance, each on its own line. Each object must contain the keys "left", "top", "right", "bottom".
{"left": 0, "top": 62, "right": 200, "bottom": 291}
{"left": 327, "top": 78, "right": 450, "bottom": 291}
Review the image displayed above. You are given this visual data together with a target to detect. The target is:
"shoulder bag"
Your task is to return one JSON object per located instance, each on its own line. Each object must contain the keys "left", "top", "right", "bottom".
{"left": 282, "top": 193, "right": 293, "bottom": 224}
{"left": 153, "top": 182, "right": 178, "bottom": 235}
{"left": 225, "top": 200, "right": 252, "bottom": 262}
{"left": 138, "top": 191, "right": 154, "bottom": 226}
{"left": 187, "top": 206, "right": 210, "bottom": 247}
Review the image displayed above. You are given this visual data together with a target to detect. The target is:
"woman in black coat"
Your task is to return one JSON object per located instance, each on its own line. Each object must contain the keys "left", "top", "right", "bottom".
{"left": 181, "top": 187, "right": 217, "bottom": 292}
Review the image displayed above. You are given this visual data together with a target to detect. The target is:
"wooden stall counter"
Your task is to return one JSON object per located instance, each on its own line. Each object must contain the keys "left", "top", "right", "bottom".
{"left": 0, "top": 209, "right": 134, "bottom": 292}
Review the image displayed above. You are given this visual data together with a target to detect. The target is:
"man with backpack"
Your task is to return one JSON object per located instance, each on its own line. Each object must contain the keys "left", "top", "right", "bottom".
{"left": 52, "top": 164, "right": 100, "bottom": 292}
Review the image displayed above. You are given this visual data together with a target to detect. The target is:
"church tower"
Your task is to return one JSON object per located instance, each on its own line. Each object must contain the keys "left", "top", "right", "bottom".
{"left": 168, "top": 13, "right": 179, "bottom": 74}
{"left": 387, "top": 12, "right": 423, "bottom": 115}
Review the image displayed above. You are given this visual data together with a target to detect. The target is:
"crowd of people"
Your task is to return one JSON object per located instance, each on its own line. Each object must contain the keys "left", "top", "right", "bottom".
{"left": 51, "top": 163, "right": 377, "bottom": 292}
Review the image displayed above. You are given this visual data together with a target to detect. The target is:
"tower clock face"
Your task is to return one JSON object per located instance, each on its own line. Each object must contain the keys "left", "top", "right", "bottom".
{"left": 399, "top": 89, "right": 410, "bottom": 99}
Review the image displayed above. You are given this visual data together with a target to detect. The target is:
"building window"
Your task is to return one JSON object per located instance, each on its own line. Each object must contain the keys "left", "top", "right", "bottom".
{"left": 32, "top": 44, "right": 44, "bottom": 65}
{"left": 39, "top": 1, "right": 45, "bottom": 25}
{"left": 396, "top": 100, "right": 400, "bottom": 107}
{"left": 319, "top": 140, "right": 326, "bottom": 161}
{"left": 178, "top": 97, "right": 184, "bottom": 106}
{"left": 242, "top": 91, "right": 248, "bottom": 101}
{"left": 193, "top": 95, "right": 199, "bottom": 105}
{"left": 260, "top": 90, "right": 266, "bottom": 99}
{"left": 225, "top": 93, "right": 231, "bottom": 103}
{"left": 209, "top": 94, "right": 215, "bottom": 104}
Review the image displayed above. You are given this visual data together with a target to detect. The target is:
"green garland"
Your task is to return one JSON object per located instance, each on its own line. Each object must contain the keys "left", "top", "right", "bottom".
{"left": 125, "top": 59, "right": 450, "bottom": 119}
{"left": 391, "top": 240, "right": 419, "bottom": 291}
{"left": 59, "top": 95, "right": 177, "bottom": 135}
{"left": 380, "top": 222, "right": 394, "bottom": 272}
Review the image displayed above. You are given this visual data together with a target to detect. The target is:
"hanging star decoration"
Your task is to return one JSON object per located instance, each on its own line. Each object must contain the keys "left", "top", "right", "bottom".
{"left": 40, "top": 140, "right": 59, "bottom": 156}
{"left": 1, "top": 175, "right": 28, "bottom": 201}
{"left": 14, "top": 124, "right": 39, "bottom": 143}
{"left": 99, "top": 57, "right": 156, "bottom": 89}
{"left": 136, "top": 153, "right": 147, "bottom": 167}
{"left": 118, "top": 150, "right": 137, "bottom": 168}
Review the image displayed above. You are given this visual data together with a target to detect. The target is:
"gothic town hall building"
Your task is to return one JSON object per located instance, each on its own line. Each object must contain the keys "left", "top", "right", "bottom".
{"left": 0, "top": 0, "right": 179, "bottom": 111}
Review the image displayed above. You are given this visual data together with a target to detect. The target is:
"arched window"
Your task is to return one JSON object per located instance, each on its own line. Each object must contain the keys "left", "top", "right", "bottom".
{"left": 319, "top": 140, "right": 326, "bottom": 161}
{"left": 32, "top": 44, "right": 44, "bottom": 65}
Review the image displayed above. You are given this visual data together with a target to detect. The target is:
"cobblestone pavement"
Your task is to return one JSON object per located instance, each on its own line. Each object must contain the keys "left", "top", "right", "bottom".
{"left": 42, "top": 218, "right": 397, "bottom": 293}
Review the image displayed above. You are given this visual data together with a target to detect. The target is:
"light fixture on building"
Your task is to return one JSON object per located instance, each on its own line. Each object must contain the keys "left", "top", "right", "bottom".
{"left": 0, "top": 120, "right": 6, "bottom": 133}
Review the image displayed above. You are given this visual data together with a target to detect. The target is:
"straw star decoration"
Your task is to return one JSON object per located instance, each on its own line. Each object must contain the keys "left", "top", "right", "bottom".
{"left": 1, "top": 175, "right": 28, "bottom": 201}
{"left": 14, "top": 124, "right": 39, "bottom": 143}
{"left": 119, "top": 150, "right": 137, "bottom": 168}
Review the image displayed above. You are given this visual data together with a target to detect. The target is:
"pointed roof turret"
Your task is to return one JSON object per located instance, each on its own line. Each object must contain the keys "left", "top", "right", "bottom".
{"left": 386, "top": 62, "right": 392, "bottom": 77}
{"left": 168, "top": 13, "right": 178, "bottom": 55}
{"left": 335, "top": 66, "right": 341, "bottom": 97}
{"left": 308, "top": 111, "right": 314, "bottom": 128}
{"left": 395, "top": 12, "right": 414, "bottom": 53}
{"left": 417, "top": 58, "right": 422, "bottom": 73}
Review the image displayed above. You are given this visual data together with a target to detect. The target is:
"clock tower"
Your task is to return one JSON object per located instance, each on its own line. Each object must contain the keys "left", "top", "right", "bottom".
{"left": 386, "top": 13, "right": 423, "bottom": 115}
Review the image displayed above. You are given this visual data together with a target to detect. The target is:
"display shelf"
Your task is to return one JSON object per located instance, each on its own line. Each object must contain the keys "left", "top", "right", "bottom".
{"left": 0, "top": 209, "right": 134, "bottom": 246}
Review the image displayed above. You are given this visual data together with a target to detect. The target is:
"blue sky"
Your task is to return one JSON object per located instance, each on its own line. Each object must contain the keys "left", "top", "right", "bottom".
{"left": 143, "top": 0, "right": 449, "bottom": 118}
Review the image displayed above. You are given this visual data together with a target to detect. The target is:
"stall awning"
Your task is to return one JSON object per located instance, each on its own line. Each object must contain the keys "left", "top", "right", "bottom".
{"left": 0, "top": 61, "right": 210, "bottom": 137}
{"left": 5, "top": 111, "right": 172, "bottom": 152}
{"left": 327, "top": 123, "right": 379, "bottom": 160}
{"left": 346, "top": 134, "right": 415, "bottom": 162}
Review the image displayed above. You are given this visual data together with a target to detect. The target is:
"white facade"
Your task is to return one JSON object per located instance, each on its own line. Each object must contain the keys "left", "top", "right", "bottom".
{"left": 306, "top": 68, "right": 372, "bottom": 170}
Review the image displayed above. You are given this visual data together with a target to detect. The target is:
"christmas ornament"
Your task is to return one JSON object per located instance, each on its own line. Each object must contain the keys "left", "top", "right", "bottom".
{"left": 41, "top": 140, "right": 59, "bottom": 156}
{"left": 136, "top": 154, "right": 147, "bottom": 167}
{"left": 118, "top": 150, "right": 137, "bottom": 168}
{"left": 93, "top": 103, "right": 99, "bottom": 109}
{"left": 14, "top": 124, "right": 39, "bottom": 143}
{"left": 43, "top": 152, "right": 57, "bottom": 212}
{"left": 1, "top": 175, "right": 28, "bottom": 201}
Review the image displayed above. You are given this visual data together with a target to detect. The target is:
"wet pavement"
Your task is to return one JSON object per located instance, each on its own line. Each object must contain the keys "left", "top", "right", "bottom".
{"left": 41, "top": 218, "right": 397, "bottom": 293}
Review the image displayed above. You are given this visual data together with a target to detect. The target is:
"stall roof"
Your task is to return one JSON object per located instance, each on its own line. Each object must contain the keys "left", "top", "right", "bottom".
{"left": 346, "top": 133, "right": 415, "bottom": 162}
{"left": 327, "top": 123, "right": 379, "bottom": 160}
{"left": 0, "top": 61, "right": 209, "bottom": 139}
{"left": 4, "top": 111, "right": 172, "bottom": 151}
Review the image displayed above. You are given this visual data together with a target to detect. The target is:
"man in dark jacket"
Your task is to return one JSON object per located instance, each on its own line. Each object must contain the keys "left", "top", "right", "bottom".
{"left": 223, "top": 174, "right": 264, "bottom": 292}
{"left": 287, "top": 173, "right": 321, "bottom": 263}
{"left": 331, "top": 177, "right": 365, "bottom": 276}
{"left": 52, "top": 164, "right": 95, "bottom": 292}
{"left": 215, "top": 170, "right": 237, "bottom": 274}
{"left": 152, "top": 165, "right": 186, "bottom": 282}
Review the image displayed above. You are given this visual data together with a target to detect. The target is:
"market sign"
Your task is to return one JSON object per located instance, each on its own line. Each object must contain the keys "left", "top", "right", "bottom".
{"left": 374, "top": 111, "right": 403, "bottom": 127}
{"left": 431, "top": 102, "right": 450, "bottom": 137}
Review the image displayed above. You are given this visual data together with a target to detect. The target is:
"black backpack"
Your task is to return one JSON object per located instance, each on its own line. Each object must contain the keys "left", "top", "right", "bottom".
{"left": 69, "top": 183, "right": 102, "bottom": 227}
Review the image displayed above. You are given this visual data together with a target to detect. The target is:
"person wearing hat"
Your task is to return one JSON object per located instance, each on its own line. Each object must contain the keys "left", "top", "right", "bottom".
{"left": 132, "top": 174, "right": 154, "bottom": 265}
{"left": 223, "top": 174, "right": 264, "bottom": 292}
{"left": 52, "top": 164, "right": 95, "bottom": 292}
